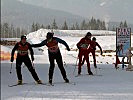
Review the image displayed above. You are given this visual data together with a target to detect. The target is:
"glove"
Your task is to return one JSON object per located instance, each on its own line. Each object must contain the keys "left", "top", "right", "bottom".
{"left": 10, "top": 57, "right": 14, "bottom": 62}
{"left": 31, "top": 56, "right": 34, "bottom": 61}
{"left": 67, "top": 47, "right": 70, "bottom": 51}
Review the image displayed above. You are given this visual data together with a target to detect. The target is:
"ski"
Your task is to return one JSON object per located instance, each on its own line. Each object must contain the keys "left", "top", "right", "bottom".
{"left": 8, "top": 82, "right": 53, "bottom": 87}
{"left": 75, "top": 74, "right": 102, "bottom": 77}
{"left": 8, "top": 83, "right": 27, "bottom": 87}
{"left": 52, "top": 82, "right": 76, "bottom": 85}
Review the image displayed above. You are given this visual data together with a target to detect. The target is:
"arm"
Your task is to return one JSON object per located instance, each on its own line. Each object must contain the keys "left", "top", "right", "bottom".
{"left": 11, "top": 43, "right": 18, "bottom": 57}
{"left": 28, "top": 43, "right": 34, "bottom": 61}
{"left": 10, "top": 43, "right": 18, "bottom": 62}
{"left": 31, "top": 40, "right": 47, "bottom": 47}
{"left": 96, "top": 42, "right": 103, "bottom": 55}
{"left": 77, "top": 38, "right": 84, "bottom": 49}
{"left": 55, "top": 37, "right": 70, "bottom": 51}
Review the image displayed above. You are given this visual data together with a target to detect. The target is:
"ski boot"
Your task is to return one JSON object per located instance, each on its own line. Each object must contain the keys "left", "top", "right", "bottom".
{"left": 17, "top": 80, "right": 22, "bottom": 85}
{"left": 36, "top": 80, "right": 42, "bottom": 84}
{"left": 64, "top": 78, "right": 69, "bottom": 83}
{"left": 88, "top": 71, "right": 93, "bottom": 75}
{"left": 49, "top": 79, "right": 52, "bottom": 85}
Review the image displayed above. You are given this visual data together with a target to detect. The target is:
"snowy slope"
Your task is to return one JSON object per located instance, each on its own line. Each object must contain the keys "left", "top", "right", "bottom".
{"left": 27, "top": 29, "right": 133, "bottom": 51}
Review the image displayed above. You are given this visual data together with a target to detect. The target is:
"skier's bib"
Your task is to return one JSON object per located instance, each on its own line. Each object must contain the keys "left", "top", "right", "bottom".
{"left": 80, "top": 44, "right": 89, "bottom": 48}
{"left": 17, "top": 42, "right": 29, "bottom": 56}
{"left": 46, "top": 39, "right": 59, "bottom": 53}
{"left": 48, "top": 45, "right": 59, "bottom": 53}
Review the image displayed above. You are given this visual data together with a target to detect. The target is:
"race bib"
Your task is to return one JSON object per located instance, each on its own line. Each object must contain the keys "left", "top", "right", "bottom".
{"left": 48, "top": 45, "right": 59, "bottom": 53}
{"left": 80, "top": 44, "right": 89, "bottom": 48}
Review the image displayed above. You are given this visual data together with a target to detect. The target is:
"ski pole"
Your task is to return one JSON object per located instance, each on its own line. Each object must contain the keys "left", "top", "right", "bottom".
{"left": 10, "top": 63, "right": 13, "bottom": 74}
{"left": 73, "top": 57, "right": 78, "bottom": 75}
{"left": 95, "top": 67, "right": 97, "bottom": 75}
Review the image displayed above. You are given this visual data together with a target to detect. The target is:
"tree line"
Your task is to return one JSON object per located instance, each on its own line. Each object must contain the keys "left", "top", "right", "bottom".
{"left": 1, "top": 17, "right": 128, "bottom": 38}
{"left": 31, "top": 17, "right": 107, "bottom": 32}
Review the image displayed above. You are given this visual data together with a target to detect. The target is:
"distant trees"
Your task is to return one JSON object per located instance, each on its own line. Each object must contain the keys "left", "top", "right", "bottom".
{"left": 1, "top": 18, "right": 129, "bottom": 38}
{"left": 62, "top": 20, "right": 68, "bottom": 30}
{"left": 119, "top": 20, "right": 128, "bottom": 28}
{"left": 1, "top": 23, "right": 27, "bottom": 38}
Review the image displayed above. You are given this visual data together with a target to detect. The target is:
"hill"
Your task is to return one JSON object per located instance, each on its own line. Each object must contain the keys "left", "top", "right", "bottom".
{"left": 1, "top": 0, "right": 85, "bottom": 28}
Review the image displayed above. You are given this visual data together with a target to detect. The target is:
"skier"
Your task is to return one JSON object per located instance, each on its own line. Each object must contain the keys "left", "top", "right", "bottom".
{"left": 10, "top": 35, "right": 42, "bottom": 85}
{"left": 81, "top": 37, "right": 103, "bottom": 68}
{"left": 31, "top": 32, "right": 70, "bottom": 84}
{"left": 77, "top": 32, "right": 93, "bottom": 75}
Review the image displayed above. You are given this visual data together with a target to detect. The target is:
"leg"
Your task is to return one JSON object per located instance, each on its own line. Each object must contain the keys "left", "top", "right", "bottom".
{"left": 55, "top": 51, "right": 68, "bottom": 82}
{"left": 48, "top": 53, "right": 55, "bottom": 83}
{"left": 92, "top": 50, "right": 97, "bottom": 68}
{"left": 16, "top": 58, "right": 23, "bottom": 80}
{"left": 78, "top": 51, "right": 83, "bottom": 75}
{"left": 84, "top": 54, "right": 93, "bottom": 75}
{"left": 24, "top": 57, "right": 40, "bottom": 81}
{"left": 81, "top": 57, "right": 85, "bottom": 66}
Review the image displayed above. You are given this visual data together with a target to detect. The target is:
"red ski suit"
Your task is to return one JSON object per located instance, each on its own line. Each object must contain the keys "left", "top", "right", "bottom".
{"left": 77, "top": 37, "right": 91, "bottom": 74}
{"left": 87, "top": 41, "right": 102, "bottom": 66}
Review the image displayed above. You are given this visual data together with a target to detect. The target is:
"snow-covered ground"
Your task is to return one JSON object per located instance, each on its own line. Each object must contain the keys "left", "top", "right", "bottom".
{"left": 1, "top": 29, "right": 133, "bottom": 100}
{"left": 1, "top": 60, "right": 133, "bottom": 100}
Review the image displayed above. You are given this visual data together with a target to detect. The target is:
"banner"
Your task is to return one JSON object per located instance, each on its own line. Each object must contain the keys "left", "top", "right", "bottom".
{"left": 116, "top": 27, "right": 131, "bottom": 57}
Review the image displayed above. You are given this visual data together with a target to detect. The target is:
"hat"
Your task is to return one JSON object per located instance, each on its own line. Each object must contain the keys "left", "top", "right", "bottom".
{"left": 86, "top": 32, "right": 92, "bottom": 36}
{"left": 92, "top": 37, "right": 96, "bottom": 41}
{"left": 21, "top": 35, "right": 27, "bottom": 40}
{"left": 46, "top": 32, "right": 54, "bottom": 39}
{"left": 85, "top": 32, "right": 92, "bottom": 38}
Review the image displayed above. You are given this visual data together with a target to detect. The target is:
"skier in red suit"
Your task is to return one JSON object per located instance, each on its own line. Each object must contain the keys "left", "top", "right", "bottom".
{"left": 82, "top": 37, "right": 103, "bottom": 68}
{"left": 77, "top": 32, "right": 93, "bottom": 75}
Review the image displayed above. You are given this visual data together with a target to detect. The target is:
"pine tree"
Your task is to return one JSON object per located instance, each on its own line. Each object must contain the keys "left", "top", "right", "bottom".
{"left": 31, "top": 22, "right": 35, "bottom": 32}
{"left": 3, "top": 23, "right": 9, "bottom": 38}
{"left": 75, "top": 22, "right": 80, "bottom": 30}
{"left": 101, "top": 21, "right": 106, "bottom": 30}
{"left": 35, "top": 23, "right": 40, "bottom": 31}
{"left": 124, "top": 20, "right": 128, "bottom": 27}
{"left": 52, "top": 19, "right": 58, "bottom": 29}
{"left": 62, "top": 20, "right": 68, "bottom": 30}
{"left": 46, "top": 25, "right": 51, "bottom": 29}
{"left": 80, "top": 20, "right": 87, "bottom": 30}
{"left": 16, "top": 27, "right": 21, "bottom": 37}
{"left": 119, "top": 21, "right": 123, "bottom": 28}
{"left": 41, "top": 24, "right": 45, "bottom": 29}
{"left": 70, "top": 24, "right": 75, "bottom": 30}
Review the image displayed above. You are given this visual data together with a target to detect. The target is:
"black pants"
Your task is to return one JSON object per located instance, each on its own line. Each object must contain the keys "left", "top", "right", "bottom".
{"left": 48, "top": 50, "right": 67, "bottom": 81}
{"left": 16, "top": 55, "right": 39, "bottom": 81}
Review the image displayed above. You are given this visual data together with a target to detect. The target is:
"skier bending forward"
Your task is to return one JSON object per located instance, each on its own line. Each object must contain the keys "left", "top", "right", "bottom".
{"left": 31, "top": 32, "right": 70, "bottom": 84}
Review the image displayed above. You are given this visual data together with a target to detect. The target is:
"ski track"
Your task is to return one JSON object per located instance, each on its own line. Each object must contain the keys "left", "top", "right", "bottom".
{"left": 1, "top": 63, "right": 133, "bottom": 100}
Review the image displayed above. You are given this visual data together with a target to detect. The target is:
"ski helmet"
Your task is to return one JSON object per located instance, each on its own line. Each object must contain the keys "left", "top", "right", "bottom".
{"left": 21, "top": 35, "right": 27, "bottom": 40}
{"left": 92, "top": 37, "right": 96, "bottom": 41}
{"left": 46, "top": 32, "right": 54, "bottom": 39}
{"left": 86, "top": 32, "right": 92, "bottom": 36}
{"left": 85, "top": 32, "right": 92, "bottom": 38}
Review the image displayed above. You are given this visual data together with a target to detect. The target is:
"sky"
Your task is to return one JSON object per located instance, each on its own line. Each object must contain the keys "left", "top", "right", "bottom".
{"left": 17, "top": 0, "right": 133, "bottom": 24}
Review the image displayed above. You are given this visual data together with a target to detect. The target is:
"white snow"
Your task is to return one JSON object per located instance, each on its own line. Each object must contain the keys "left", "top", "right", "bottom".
{"left": 1, "top": 29, "right": 133, "bottom": 100}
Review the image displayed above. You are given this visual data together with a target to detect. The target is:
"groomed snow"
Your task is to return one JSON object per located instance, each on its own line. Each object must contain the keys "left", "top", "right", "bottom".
{"left": 1, "top": 29, "right": 133, "bottom": 100}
